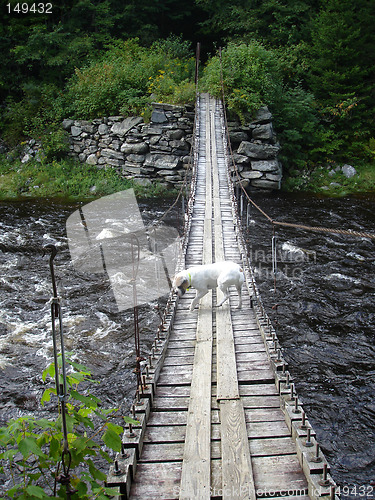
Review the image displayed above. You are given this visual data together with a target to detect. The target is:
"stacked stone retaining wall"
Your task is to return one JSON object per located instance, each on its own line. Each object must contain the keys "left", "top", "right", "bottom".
{"left": 58, "top": 102, "right": 282, "bottom": 190}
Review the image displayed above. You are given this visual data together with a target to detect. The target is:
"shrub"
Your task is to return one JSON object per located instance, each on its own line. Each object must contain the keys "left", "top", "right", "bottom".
{"left": 0, "top": 354, "right": 137, "bottom": 499}
{"left": 201, "top": 41, "right": 322, "bottom": 171}
{"left": 65, "top": 38, "right": 195, "bottom": 119}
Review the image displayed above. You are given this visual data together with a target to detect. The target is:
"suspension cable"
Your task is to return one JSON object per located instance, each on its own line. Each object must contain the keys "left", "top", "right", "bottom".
{"left": 218, "top": 48, "right": 375, "bottom": 241}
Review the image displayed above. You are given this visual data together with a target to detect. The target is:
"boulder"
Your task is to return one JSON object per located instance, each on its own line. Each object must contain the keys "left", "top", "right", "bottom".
{"left": 111, "top": 117, "right": 143, "bottom": 137}
{"left": 230, "top": 131, "right": 249, "bottom": 143}
{"left": 342, "top": 164, "right": 357, "bottom": 178}
{"left": 101, "top": 149, "right": 124, "bottom": 160}
{"left": 151, "top": 110, "right": 168, "bottom": 123}
{"left": 253, "top": 106, "right": 272, "bottom": 124}
{"left": 241, "top": 170, "right": 262, "bottom": 180}
{"left": 121, "top": 142, "right": 149, "bottom": 155}
{"left": 62, "top": 119, "right": 74, "bottom": 130}
{"left": 71, "top": 126, "right": 82, "bottom": 137}
{"left": 250, "top": 160, "right": 280, "bottom": 172}
{"left": 86, "top": 154, "right": 98, "bottom": 165}
{"left": 252, "top": 123, "right": 273, "bottom": 140}
{"left": 237, "top": 141, "right": 280, "bottom": 159}
{"left": 251, "top": 178, "right": 280, "bottom": 189}
{"left": 98, "top": 123, "right": 109, "bottom": 135}
{"left": 145, "top": 154, "right": 180, "bottom": 170}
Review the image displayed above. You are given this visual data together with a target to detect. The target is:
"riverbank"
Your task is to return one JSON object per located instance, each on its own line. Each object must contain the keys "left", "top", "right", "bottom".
{"left": 1, "top": 154, "right": 374, "bottom": 202}
{"left": 0, "top": 156, "right": 179, "bottom": 201}
{"left": 282, "top": 161, "right": 375, "bottom": 196}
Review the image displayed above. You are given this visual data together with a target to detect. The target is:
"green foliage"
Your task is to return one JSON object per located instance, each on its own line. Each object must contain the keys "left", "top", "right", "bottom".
{"left": 64, "top": 38, "right": 195, "bottom": 119}
{"left": 0, "top": 354, "right": 138, "bottom": 499}
{"left": 201, "top": 41, "right": 283, "bottom": 122}
{"left": 0, "top": 156, "right": 178, "bottom": 201}
{"left": 0, "top": 157, "right": 130, "bottom": 200}
{"left": 201, "top": 42, "right": 320, "bottom": 170}
{"left": 283, "top": 162, "right": 375, "bottom": 196}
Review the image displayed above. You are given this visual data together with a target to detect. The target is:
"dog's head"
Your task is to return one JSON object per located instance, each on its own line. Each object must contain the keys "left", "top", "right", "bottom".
{"left": 172, "top": 271, "right": 190, "bottom": 297}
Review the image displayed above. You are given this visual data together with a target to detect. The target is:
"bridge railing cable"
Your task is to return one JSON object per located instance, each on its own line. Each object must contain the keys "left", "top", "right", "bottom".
{"left": 218, "top": 48, "right": 375, "bottom": 241}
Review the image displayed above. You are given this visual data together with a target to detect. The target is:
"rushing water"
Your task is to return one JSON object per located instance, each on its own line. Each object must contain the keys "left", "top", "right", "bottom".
{"left": 0, "top": 192, "right": 374, "bottom": 495}
{"left": 242, "top": 191, "right": 375, "bottom": 494}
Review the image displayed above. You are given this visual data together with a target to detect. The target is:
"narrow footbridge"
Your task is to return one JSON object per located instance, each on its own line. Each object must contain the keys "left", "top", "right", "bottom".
{"left": 107, "top": 94, "right": 339, "bottom": 499}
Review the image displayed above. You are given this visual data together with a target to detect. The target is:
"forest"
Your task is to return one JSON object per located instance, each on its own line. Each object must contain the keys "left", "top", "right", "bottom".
{"left": 1, "top": 0, "right": 375, "bottom": 193}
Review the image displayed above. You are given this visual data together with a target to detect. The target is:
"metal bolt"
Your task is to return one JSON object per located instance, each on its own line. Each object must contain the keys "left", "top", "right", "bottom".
{"left": 330, "top": 486, "right": 336, "bottom": 500}
{"left": 285, "top": 372, "right": 290, "bottom": 389}
{"left": 318, "top": 463, "right": 331, "bottom": 487}
{"left": 304, "top": 427, "right": 313, "bottom": 447}
{"left": 290, "top": 383, "right": 294, "bottom": 399}
{"left": 277, "top": 348, "right": 282, "bottom": 361}
{"left": 131, "top": 404, "right": 136, "bottom": 419}
{"left": 127, "top": 423, "right": 136, "bottom": 438}
{"left": 142, "top": 374, "right": 147, "bottom": 389}
{"left": 148, "top": 355, "right": 152, "bottom": 368}
{"left": 121, "top": 443, "right": 130, "bottom": 459}
{"left": 113, "top": 460, "right": 122, "bottom": 476}
{"left": 311, "top": 442, "right": 322, "bottom": 463}
{"left": 293, "top": 396, "right": 301, "bottom": 414}
{"left": 300, "top": 411, "right": 307, "bottom": 430}
{"left": 274, "top": 339, "right": 278, "bottom": 354}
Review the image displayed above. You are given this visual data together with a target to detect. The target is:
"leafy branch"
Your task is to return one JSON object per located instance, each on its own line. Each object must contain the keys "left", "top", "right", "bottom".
{"left": 0, "top": 354, "right": 138, "bottom": 499}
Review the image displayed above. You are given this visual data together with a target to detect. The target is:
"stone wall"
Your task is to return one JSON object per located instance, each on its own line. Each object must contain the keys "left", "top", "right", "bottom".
{"left": 61, "top": 102, "right": 282, "bottom": 190}
{"left": 62, "top": 103, "right": 195, "bottom": 188}
{"left": 228, "top": 106, "right": 282, "bottom": 190}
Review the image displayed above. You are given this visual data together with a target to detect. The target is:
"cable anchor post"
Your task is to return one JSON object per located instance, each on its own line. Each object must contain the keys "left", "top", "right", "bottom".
{"left": 43, "top": 244, "right": 72, "bottom": 497}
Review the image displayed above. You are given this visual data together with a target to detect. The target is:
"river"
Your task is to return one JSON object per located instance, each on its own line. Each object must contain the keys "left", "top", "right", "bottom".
{"left": 0, "top": 192, "right": 374, "bottom": 495}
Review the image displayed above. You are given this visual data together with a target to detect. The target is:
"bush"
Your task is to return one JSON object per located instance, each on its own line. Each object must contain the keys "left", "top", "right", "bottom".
{"left": 201, "top": 41, "right": 322, "bottom": 171}
{"left": 0, "top": 354, "right": 137, "bottom": 499}
{"left": 65, "top": 38, "right": 196, "bottom": 119}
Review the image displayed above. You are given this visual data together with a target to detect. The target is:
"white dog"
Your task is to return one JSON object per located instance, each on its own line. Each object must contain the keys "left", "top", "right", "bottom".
{"left": 173, "top": 261, "right": 244, "bottom": 312}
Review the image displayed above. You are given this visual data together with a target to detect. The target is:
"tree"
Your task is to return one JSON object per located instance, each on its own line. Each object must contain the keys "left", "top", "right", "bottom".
{"left": 307, "top": 0, "right": 375, "bottom": 156}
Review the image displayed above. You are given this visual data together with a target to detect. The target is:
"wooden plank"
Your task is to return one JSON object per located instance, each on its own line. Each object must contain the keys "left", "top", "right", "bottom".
{"left": 241, "top": 395, "right": 281, "bottom": 409}
{"left": 179, "top": 104, "right": 213, "bottom": 498}
{"left": 155, "top": 386, "right": 191, "bottom": 397}
{"left": 130, "top": 462, "right": 181, "bottom": 499}
{"left": 216, "top": 299, "right": 239, "bottom": 400}
{"left": 249, "top": 437, "right": 297, "bottom": 457}
{"left": 147, "top": 411, "right": 188, "bottom": 426}
{"left": 152, "top": 397, "right": 190, "bottom": 410}
{"left": 220, "top": 399, "right": 256, "bottom": 500}
{"left": 252, "top": 455, "right": 308, "bottom": 493}
{"left": 144, "top": 425, "right": 186, "bottom": 443}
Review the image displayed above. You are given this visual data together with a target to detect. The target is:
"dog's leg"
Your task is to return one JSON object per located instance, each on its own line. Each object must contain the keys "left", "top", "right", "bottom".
{"left": 216, "top": 285, "right": 230, "bottom": 307}
{"left": 190, "top": 289, "right": 209, "bottom": 312}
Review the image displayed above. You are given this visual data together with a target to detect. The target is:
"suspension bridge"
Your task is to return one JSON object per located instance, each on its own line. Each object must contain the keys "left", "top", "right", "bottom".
{"left": 104, "top": 92, "right": 340, "bottom": 500}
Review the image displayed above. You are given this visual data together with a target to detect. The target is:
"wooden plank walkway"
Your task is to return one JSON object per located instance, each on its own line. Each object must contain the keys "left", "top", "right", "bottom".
{"left": 107, "top": 94, "right": 338, "bottom": 500}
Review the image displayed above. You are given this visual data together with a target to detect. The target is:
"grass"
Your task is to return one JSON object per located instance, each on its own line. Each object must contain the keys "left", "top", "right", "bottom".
{"left": 0, "top": 156, "right": 178, "bottom": 201}
{"left": 283, "top": 162, "right": 375, "bottom": 196}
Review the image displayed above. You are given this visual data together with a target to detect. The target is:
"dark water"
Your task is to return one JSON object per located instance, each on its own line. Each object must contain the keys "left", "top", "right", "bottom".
{"left": 0, "top": 192, "right": 374, "bottom": 494}
{"left": 241, "top": 191, "right": 375, "bottom": 494}
{"left": 0, "top": 198, "right": 179, "bottom": 427}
